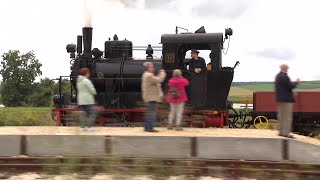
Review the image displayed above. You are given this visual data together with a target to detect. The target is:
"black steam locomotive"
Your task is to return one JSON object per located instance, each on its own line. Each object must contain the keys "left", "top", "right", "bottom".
{"left": 50, "top": 25, "right": 319, "bottom": 136}
{"left": 53, "top": 26, "right": 239, "bottom": 127}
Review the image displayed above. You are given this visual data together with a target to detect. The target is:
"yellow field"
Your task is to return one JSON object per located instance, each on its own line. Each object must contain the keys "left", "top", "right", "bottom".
{"left": 229, "top": 87, "right": 253, "bottom": 97}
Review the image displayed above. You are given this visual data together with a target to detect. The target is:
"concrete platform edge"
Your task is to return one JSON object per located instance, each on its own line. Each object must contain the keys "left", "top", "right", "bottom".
{"left": 288, "top": 140, "right": 320, "bottom": 163}
{"left": 0, "top": 135, "right": 22, "bottom": 156}
{"left": 0, "top": 134, "right": 318, "bottom": 164}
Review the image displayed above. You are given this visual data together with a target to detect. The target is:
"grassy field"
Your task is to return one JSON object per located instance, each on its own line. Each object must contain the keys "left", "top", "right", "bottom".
{"left": 228, "top": 87, "right": 253, "bottom": 102}
{"left": 229, "top": 81, "right": 320, "bottom": 102}
{"left": 0, "top": 107, "right": 55, "bottom": 126}
{"left": 237, "top": 81, "right": 320, "bottom": 91}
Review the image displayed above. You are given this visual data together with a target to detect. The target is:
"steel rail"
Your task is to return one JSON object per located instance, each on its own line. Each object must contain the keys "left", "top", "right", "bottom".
{"left": 0, "top": 157, "right": 319, "bottom": 176}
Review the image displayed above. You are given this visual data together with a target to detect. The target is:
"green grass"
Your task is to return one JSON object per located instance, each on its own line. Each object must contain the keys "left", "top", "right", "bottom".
{"left": 296, "top": 81, "right": 320, "bottom": 89}
{"left": 236, "top": 83, "right": 274, "bottom": 92}
{"left": 0, "top": 107, "right": 55, "bottom": 126}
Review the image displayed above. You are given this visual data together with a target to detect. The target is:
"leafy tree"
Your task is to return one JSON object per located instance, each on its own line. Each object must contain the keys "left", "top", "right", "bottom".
{"left": 0, "top": 81, "right": 3, "bottom": 104}
{"left": 0, "top": 50, "right": 42, "bottom": 106}
{"left": 28, "top": 78, "right": 53, "bottom": 107}
{"left": 29, "top": 78, "right": 76, "bottom": 107}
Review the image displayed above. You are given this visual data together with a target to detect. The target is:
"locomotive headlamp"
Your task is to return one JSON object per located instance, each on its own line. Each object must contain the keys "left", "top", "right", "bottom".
{"left": 66, "top": 44, "right": 76, "bottom": 53}
{"left": 66, "top": 44, "right": 76, "bottom": 58}
{"left": 225, "top": 28, "right": 233, "bottom": 39}
{"left": 146, "top": 44, "right": 153, "bottom": 58}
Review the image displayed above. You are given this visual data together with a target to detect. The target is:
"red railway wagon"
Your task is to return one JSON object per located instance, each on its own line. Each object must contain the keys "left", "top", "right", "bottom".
{"left": 253, "top": 91, "right": 320, "bottom": 135}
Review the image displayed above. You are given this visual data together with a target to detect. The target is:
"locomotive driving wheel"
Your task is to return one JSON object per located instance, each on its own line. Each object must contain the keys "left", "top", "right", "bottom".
{"left": 254, "top": 116, "right": 269, "bottom": 129}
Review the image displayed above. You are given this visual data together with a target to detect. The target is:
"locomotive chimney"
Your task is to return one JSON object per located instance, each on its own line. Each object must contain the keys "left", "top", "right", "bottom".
{"left": 82, "top": 27, "right": 93, "bottom": 55}
{"left": 77, "top": 35, "right": 82, "bottom": 55}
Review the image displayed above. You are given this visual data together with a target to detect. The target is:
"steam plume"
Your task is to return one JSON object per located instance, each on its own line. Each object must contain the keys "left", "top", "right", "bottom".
{"left": 84, "top": 0, "right": 92, "bottom": 27}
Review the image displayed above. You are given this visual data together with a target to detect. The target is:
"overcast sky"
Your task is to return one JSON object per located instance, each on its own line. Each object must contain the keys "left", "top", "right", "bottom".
{"left": 0, "top": 0, "right": 319, "bottom": 81}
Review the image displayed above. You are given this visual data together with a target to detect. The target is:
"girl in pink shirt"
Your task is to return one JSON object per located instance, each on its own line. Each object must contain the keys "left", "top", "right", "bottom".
{"left": 166, "top": 69, "right": 190, "bottom": 131}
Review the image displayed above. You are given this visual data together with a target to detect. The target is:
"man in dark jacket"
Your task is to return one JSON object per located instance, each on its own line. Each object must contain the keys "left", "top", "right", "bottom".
{"left": 275, "top": 64, "right": 300, "bottom": 138}
{"left": 189, "top": 49, "right": 206, "bottom": 74}
{"left": 189, "top": 49, "right": 207, "bottom": 107}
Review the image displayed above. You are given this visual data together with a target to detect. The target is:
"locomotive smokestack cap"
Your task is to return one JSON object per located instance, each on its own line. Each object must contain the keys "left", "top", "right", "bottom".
{"left": 82, "top": 27, "right": 93, "bottom": 55}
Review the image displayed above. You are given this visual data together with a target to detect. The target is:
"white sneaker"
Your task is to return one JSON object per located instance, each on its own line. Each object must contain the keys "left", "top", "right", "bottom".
{"left": 80, "top": 127, "right": 87, "bottom": 131}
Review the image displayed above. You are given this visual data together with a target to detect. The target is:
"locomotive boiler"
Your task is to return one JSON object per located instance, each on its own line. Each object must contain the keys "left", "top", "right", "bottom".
{"left": 54, "top": 25, "right": 238, "bottom": 127}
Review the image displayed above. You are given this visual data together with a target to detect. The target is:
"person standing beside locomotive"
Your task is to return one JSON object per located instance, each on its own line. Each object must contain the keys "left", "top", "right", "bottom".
{"left": 77, "top": 68, "right": 97, "bottom": 130}
{"left": 167, "top": 69, "right": 190, "bottom": 131}
{"left": 142, "top": 62, "right": 166, "bottom": 132}
{"left": 189, "top": 49, "right": 207, "bottom": 107}
{"left": 275, "top": 64, "right": 300, "bottom": 138}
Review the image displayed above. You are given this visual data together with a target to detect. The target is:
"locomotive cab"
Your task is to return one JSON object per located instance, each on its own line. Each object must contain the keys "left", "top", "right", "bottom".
{"left": 161, "top": 27, "right": 235, "bottom": 110}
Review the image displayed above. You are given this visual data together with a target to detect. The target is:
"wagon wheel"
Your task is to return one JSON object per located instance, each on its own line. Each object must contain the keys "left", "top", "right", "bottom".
{"left": 228, "top": 108, "right": 245, "bottom": 128}
{"left": 229, "top": 114, "right": 245, "bottom": 128}
{"left": 254, "top": 116, "right": 269, "bottom": 129}
{"left": 244, "top": 114, "right": 254, "bottom": 129}
{"left": 102, "top": 113, "right": 126, "bottom": 127}
{"left": 234, "top": 110, "right": 246, "bottom": 128}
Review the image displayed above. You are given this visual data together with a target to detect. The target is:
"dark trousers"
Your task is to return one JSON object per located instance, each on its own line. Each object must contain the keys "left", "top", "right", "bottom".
{"left": 144, "top": 101, "right": 158, "bottom": 131}
{"left": 79, "top": 105, "right": 96, "bottom": 128}
{"left": 191, "top": 73, "right": 206, "bottom": 107}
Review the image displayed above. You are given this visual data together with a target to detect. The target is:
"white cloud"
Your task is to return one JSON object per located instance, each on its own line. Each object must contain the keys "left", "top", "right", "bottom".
{"left": 252, "top": 49, "right": 295, "bottom": 60}
{"left": 191, "top": 0, "right": 249, "bottom": 19}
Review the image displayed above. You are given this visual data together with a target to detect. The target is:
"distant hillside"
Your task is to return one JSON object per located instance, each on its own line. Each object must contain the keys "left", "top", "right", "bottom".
{"left": 229, "top": 81, "right": 320, "bottom": 102}
{"left": 232, "top": 82, "right": 271, "bottom": 86}
{"left": 232, "top": 81, "right": 320, "bottom": 91}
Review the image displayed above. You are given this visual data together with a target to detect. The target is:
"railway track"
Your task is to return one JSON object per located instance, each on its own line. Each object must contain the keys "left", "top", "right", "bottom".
{"left": 0, "top": 157, "right": 319, "bottom": 178}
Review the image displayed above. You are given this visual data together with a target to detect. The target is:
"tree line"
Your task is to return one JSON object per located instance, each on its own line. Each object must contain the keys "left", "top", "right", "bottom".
{"left": 0, "top": 50, "right": 71, "bottom": 107}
